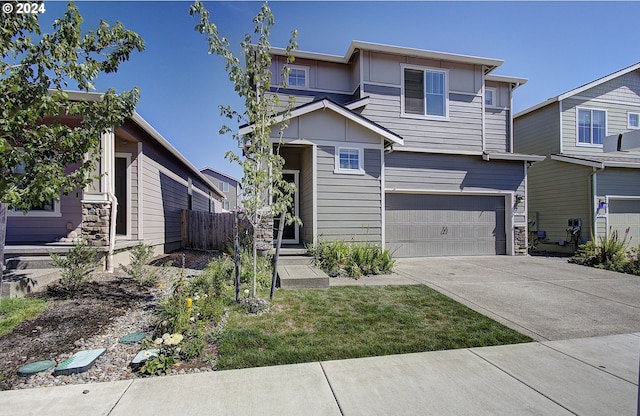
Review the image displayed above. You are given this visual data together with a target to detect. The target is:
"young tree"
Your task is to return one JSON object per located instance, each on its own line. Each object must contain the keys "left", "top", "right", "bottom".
{"left": 190, "top": 1, "right": 298, "bottom": 297}
{"left": 0, "top": 3, "right": 144, "bottom": 290}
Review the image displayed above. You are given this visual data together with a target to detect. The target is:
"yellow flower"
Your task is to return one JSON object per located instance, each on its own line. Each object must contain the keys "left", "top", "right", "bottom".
{"left": 154, "top": 338, "right": 163, "bottom": 345}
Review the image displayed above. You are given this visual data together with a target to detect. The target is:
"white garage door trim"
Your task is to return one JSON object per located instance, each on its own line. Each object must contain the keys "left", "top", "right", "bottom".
{"left": 385, "top": 189, "right": 515, "bottom": 256}
{"left": 605, "top": 195, "right": 640, "bottom": 242}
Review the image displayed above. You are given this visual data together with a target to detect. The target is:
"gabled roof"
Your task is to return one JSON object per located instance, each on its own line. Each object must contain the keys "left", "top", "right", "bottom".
{"left": 200, "top": 167, "right": 242, "bottom": 187}
{"left": 516, "top": 62, "right": 640, "bottom": 118}
{"left": 270, "top": 40, "right": 504, "bottom": 73}
{"left": 239, "top": 98, "right": 404, "bottom": 146}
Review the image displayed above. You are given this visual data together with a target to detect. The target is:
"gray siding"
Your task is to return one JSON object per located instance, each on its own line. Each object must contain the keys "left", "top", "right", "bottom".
{"left": 384, "top": 152, "right": 526, "bottom": 221}
{"left": 279, "top": 110, "right": 383, "bottom": 146}
{"left": 485, "top": 108, "right": 509, "bottom": 152}
{"left": 300, "top": 146, "right": 314, "bottom": 244}
{"left": 514, "top": 102, "right": 561, "bottom": 155}
{"left": 595, "top": 168, "right": 640, "bottom": 240}
{"left": 316, "top": 146, "right": 382, "bottom": 243}
{"left": 527, "top": 159, "right": 592, "bottom": 243}
{"left": 6, "top": 191, "right": 82, "bottom": 243}
{"left": 201, "top": 169, "right": 239, "bottom": 210}
{"left": 577, "top": 70, "right": 640, "bottom": 102}
{"left": 270, "top": 55, "right": 354, "bottom": 94}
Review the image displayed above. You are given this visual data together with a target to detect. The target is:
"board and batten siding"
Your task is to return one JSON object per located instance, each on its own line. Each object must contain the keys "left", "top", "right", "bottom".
{"left": 527, "top": 159, "right": 592, "bottom": 243}
{"left": 316, "top": 146, "right": 382, "bottom": 243}
{"left": 485, "top": 108, "right": 509, "bottom": 152}
{"left": 513, "top": 102, "right": 561, "bottom": 156}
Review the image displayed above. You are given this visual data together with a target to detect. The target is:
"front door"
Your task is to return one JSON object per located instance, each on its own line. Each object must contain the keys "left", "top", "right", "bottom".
{"left": 275, "top": 170, "right": 299, "bottom": 244}
{"left": 114, "top": 156, "right": 128, "bottom": 236}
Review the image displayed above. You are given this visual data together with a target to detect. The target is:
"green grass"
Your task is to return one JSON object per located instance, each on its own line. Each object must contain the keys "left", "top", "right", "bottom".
{"left": 0, "top": 297, "right": 48, "bottom": 337}
{"left": 216, "top": 286, "right": 532, "bottom": 370}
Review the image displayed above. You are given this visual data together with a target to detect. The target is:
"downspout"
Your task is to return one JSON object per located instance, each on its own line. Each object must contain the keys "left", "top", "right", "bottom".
{"left": 509, "top": 82, "right": 517, "bottom": 152}
{"left": 481, "top": 66, "right": 486, "bottom": 152}
{"left": 589, "top": 165, "right": 605, "bottom": 241}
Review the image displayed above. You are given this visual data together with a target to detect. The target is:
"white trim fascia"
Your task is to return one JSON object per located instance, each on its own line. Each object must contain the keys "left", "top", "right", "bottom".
{"left": 269, "top": 46, "right": 346, "bottom": 64}
{"left": 241, "top": 99, "right": 403, "bottom": 145}
{"left": 557, "top": 62, "right": 640, "bottom": 102}
{"left": 312, "top": 145, "right": 318, "bottom": 245}
{"left": 130, "top": 112, "right": 225, "bottom": 200}
{"left": 137, "top": 142, "right": 144, "bottom": 240}
{"left": 515, "top": 97, "right": 559, "bottom": 119}
{"left": 449, "top": 90, "right": 479, "bottom": 97}
{"left": 483, "top": 152, "right": 546, "bottom": 162}
{"left": 485, "top": 74, "right": 528, "bottom": 87}
{"left": 345, "top": 97, "right": 370, "bottom": 110}
{"left": 384, "top": 188, "right": 515, "bottom": 196}
{"left": 115, "top": 152, "right": 132, "bottom": 239}
{"left": 559, "top": 100, "right": 564, "bottom": 154}
{"left": 550, "top": 154, "right": 604, "bottom": 169}
{"left": 603, "top": 160, "right": 640, "bottom": 168}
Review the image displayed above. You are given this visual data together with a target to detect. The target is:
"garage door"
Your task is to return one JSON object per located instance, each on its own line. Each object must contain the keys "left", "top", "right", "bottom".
{"left": 386, "top": 194, "right": 506, "bottom": 257}
{"left": 609, "top": 199, "right": 640, "bottom": 245}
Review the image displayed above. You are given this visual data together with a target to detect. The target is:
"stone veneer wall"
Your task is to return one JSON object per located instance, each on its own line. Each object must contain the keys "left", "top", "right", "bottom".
{"left": 81, "top": 201, "right": 112, "bottom": 247}
{"left": 255, "top": 212, "right": 274, "bottom": 249}
{"left": 514, "top": 226, "right": 527, "bottom": 255}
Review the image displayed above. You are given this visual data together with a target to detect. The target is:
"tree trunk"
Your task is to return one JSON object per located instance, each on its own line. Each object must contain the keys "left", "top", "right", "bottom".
{"left": 0, "top": 203, "right": 6, "bottom": 297}
{"left": 270, "top": 210, "right": 285, "bottom": 300}
{"left": 234, "top": 211, "right": 240, "bottom": 303}
{"left": 252, "top": 225, "right": 257, "bottom": 298}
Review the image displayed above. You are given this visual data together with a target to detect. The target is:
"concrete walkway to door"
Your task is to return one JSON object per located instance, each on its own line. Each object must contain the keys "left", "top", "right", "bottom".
{"left": 394, "top": 255, "right": 640, "bottom": 341}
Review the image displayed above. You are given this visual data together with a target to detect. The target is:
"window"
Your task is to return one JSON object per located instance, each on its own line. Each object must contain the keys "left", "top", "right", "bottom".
{"left": 629, "top": 112, "right": 640, "bottom": 129}
{"left": 485, "top": 87, "right": 497, "bottom": 107}
{"left": 335, "top": 147, "right": 364, "bottom": 174}
{"left": 577, "top": 108, "right": 606, "bottom": 145}
{"left": 222, "top": 201, "right": 230, "bottom": 211}
{"left": 403, "top": 66, "right": 448, "bottom": 118}
{"left": 287, "top": 65, "right": 309, "bottom": 88}
{"left": 8, "top": 160, "right": 60, "bottom": 217}
{"left": 218, "top": 181, "right": 229, "bottom": 192}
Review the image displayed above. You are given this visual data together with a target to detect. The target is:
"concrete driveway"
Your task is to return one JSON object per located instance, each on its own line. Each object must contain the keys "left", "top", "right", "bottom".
{"left": 395, "top": 256, "right": 640, "bottom": 341}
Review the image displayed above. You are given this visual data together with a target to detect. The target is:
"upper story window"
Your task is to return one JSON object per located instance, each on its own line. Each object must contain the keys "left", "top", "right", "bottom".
{"left": 218, "top": 181, "right": 229, "bottom": 192}
{"left": 577, "top": 108, "right": 606, "bottom": 146}
{"left": 402, "top": 65, "right": 448, "bottom": 119}
{"left": 334, "top": 146, "right": 364, "bottom": 175}
{"left": 287, "top": 65, "right": 309, "bottom": 88}
{"left": 485, "top": 87, "right": 497, "bottom": 107}
{"left": 628, "top": 112, "right": 640, "bottom": 129}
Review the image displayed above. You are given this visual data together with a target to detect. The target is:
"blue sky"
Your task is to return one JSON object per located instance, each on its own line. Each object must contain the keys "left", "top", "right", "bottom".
{"left": 40, "top": 1, "right": 640, "bottom": 180}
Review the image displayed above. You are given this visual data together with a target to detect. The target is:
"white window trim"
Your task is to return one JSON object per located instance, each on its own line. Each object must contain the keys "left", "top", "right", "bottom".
{"left": 401, "top": 64, "right": 450, "bottom": 121}
{"left": 334, "top": 146, "right": 365, "bottom": 175}
{"left": 485, "top": 87, "right": 498, "bottom": 108}
{"left": 628, "top": 112, "right": 640, "bottom": 129}
{"left": 576, "top": 107, "right": 607, "bottom": 147}
{"left": 287, "top": 64, "right": 310, "bottom": 89}
{"left": 8, "top": 200, "right": 62, "bottom": 217}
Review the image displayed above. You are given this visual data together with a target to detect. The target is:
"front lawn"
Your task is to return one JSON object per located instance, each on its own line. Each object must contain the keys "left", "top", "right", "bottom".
{"left": 0, "top": 297, "right": 48, "bottom": 337}
{"left": 216, "top": 285, "right": 532, "bottom": 370}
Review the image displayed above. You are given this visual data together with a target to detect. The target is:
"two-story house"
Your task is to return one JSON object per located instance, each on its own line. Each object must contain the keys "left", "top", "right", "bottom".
{"left": 241, "top": 41, "right": 543, "bottom": 257}
{"left": 201, "top": 167, "right": 242, "bottom": 211}
{"left": 514, "top": 63, "right": 640, "bottom": 251}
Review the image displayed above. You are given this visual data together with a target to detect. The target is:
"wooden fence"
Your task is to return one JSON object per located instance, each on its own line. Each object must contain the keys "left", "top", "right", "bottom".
{"left": 181, "top": 210, "right": 237, "bottom": 251}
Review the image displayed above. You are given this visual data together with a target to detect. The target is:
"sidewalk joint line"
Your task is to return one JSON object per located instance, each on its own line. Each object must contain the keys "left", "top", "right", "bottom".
{"left": 319, "top": 362, "right": 345, "bottom": 416}
{"left": 469, "top": 348, "right": 579, "bottom": 416}
{"left": 106, "top": 379, "right": 134, "bottom": 415}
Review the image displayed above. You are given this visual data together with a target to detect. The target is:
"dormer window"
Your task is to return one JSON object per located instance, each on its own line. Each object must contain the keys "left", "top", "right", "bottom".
{"left": 287, "top": 65, "right": 309, "bottom": 88}
{"left": 402, "top": 65, "right": 448, "bottom": 119}
{"left": 485, "top": 87, "right": 497, "bottom": 107}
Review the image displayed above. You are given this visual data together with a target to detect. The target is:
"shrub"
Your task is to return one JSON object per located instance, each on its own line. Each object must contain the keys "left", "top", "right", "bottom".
{"left": 307, "top": 240, "right": 395, "bottom": 278}
{"left": 571, "top": 228, "right": 630, "bottom": 272}
{"left": 120, "top": 243, "right": 165, "bottom": 285}
{"left": 50, "top": 241, "right": 98, "bottom": 295}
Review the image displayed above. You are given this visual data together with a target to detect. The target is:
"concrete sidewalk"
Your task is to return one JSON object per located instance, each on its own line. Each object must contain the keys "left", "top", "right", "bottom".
{"left": 2, "top": 333, "right": 638, "bottom": 416}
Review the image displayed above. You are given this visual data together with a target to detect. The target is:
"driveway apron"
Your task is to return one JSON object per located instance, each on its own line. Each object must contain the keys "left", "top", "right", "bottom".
{"left": 394, "top": 256, "right": 640, "bottom": 341}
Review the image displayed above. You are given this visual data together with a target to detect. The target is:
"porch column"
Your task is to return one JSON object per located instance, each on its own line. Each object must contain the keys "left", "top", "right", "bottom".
{"left": 101, "top": 129, "right": 116, "bottom": 195}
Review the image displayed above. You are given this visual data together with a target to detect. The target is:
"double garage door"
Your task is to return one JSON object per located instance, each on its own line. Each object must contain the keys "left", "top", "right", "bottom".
{"left": 608, "top": 199, "right": 640, "bottom": 244}
{"left": 386, "top": 194, "right": 507, "bottom": 257}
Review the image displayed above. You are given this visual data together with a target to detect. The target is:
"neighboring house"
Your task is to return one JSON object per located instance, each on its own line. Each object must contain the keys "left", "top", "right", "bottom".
{"left": 514, "top": 63, "right": 640, "bottom": 250}
{"left": 6, "top": 91, "right": 225, "bottom": 266}
{"left": 200, "top": 167, "right": 242, "bottom": 211}
{"left": 240, "top": 41, "right": 543, "bottom": 257}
